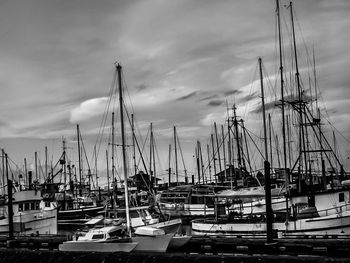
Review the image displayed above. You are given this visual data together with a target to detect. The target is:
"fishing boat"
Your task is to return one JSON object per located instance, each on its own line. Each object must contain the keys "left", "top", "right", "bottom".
{"left": 157, "top": 184, "right": 227, "bottom": 217}
{"left": 0, "top": 188, "right": 58, "bottom": 235}
{"left": 191, "top": 0, "right": 350, "bottom": 237}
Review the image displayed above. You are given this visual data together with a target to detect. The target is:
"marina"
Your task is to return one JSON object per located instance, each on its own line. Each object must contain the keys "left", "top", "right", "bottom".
{"left": 1, "top": 0, "right": 350, "bottom": 261}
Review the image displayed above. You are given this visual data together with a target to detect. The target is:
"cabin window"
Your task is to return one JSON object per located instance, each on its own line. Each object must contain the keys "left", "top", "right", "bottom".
{"left": 109, "top": 229, "right": 123, "bottom": 237}
{"left": 91, "top": 234, "right": 104, "bottom": 240}
{"left": 35, "top": 202, "right": 40, "bottom": 210}
{"left": 339, "top": 193, "right": 345, "bottom": 202}
{"left": 45, "top": 202, "right": 50, "bottom": 207}
{"left": 18, "top": 203, "right": 23, "bottom": 212}
{"left": 24, "top": 203, "right": 30, "bottom": 211}
{"left": 31, "top": 203, "right": 35, "bottom": 210}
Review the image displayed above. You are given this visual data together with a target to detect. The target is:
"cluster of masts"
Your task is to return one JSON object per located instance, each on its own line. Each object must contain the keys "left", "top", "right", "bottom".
{"left": 0, "top": 1, "right": 348, "bottom": 196}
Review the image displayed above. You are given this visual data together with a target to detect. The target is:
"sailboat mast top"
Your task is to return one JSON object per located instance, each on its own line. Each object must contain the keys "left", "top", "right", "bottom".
{"left": 276, "top": 0, "right": 287, "bottom": 170}
{"left": 116, "top": 63, "right": 131, "bottom": 236}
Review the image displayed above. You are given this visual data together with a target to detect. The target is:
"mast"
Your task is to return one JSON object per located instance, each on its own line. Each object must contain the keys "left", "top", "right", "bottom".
{"left": 45, "top": 146, "right": 48, "bottom": 180}
{"left": 199, "top": 141, "right": 205, "bottom": 183}
{"left": 276, "top": 0, "right": 288, "bottom": 170}
{"left": 290, "top": 1, "right": 307, "bottom": 176}
{"left": 106, "top": 150, "right": 111, "bottom": 201}
{"left": 233, "top": 106, "right": 242, "bottom": 167}
{"left": 131, "top": 114, "right": 137, "bottom": 176}
{"left": 174, "top": 126, "right": 178, "bottom": 185}
{"left": 24, "top": 158, "right": 27, "bottom": 185}
{"left": 207, "top": 144, "right": 212, "bottom": 183}
{"left": 196, "top": 141, "right": 201, "bottom": 184}
{"left": 94, "top": 145, "right": 98, "bottom": 188}
{"left": 116, "top": 63, "right": 131, "bottom": 236}
{"left": 211, "top": 134, "right": 217, "bottom": 180}
{"left": 221, "top": 125, "right": 227, "bottom": 181}
{"left": 259, "top": 57, "right": 268, "bottom": 161}
{"left": 168, "top": 144, "right": 171, "bottom": 186}
{"left": 1, "top": 149, "right": 4, "bottom": 191}
{"left": 111, "top": 112, "right": 115, "bottom": 186}
{"left": 77, "top": 124, "right": 82, "bottom": 196}
{"left": 214, "top": 122, "right": 222, "bottom": 172}
{"left": 35, "top": 151, "right": 38, "bottom": 181}
{"left": 269, "top": 114, "right": 273, "bottom": 169}
{"left": 149, "top": 123, "right": 153, "bottom": 189}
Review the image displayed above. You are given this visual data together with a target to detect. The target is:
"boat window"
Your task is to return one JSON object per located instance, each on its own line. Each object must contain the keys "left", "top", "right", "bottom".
{"left": 35, "top": 202, "right": 40, "bottom": 210}
{"left": 31, "top": 203, "right": 35, "bottom": 210}
{"left": 339, "top": 193, "right": 345, "bottom": 202}
{"left": 24, "top": 203, "right": 30, "bottom": 211}
{"left": 91, "top": 234, "right": 104, "bottom": 240}
{"left": 18, "top": 203, "right": 23, "bottom": 212}
{"left": 45, "top": 201, "right": 50, "bottom": 207}
{"left": 130, "top": 210, "right": 139, "bottom": 218}
{"left": 109, "top": 229, "right": 123, "bottom": 237}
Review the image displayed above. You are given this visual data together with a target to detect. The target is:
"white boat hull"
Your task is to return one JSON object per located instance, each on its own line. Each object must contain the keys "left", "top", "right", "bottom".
{"left": 192, "top": 210, "right": 350, "bottom": 236}
{"left": 132, "top": 233, "right": 173, "bottom": 252}
{"left": 158, "top": 202, "right": 214, "bottom": 217}
{"left": 59, "top": 241, "right": 138, "bottom": 252}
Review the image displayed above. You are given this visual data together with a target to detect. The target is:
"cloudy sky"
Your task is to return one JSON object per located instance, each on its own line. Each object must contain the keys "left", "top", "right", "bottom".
{"left": 1, "top": 0, "right": 350, "bottom": 184}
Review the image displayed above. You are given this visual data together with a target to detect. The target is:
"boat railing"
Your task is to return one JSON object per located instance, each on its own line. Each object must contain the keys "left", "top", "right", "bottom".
{"left": 317, "top": 203, "right": 350, "bottom": 217}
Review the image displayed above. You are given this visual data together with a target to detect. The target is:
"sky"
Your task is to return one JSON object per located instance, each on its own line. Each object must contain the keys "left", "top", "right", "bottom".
{"left": 0, "top": 0, "right": 350, "bottom": 186}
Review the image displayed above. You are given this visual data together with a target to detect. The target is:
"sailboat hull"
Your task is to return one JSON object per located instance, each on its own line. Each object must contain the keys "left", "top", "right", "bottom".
{"left": 132, "top": 233, "right": 173, "bottom": 252}
{"left": 192, "top": 210, "right": 350, "bottom": 236}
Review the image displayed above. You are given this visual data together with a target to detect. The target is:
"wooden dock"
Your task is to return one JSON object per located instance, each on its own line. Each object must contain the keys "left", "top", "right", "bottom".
{"left": 0, "top": 234, "right": 350, "bottom": 259}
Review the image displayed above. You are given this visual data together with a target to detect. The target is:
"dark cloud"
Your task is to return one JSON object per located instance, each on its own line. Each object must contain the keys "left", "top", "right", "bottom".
{"left": 251, "top": 100, "right": 279, "bottom": 114}
{"left": 224, "top": 89, "right": 242, "bottom": 96}
{"left": 208, "top": 100, "right": 224, "bottom": 107}
{"left": 136, "top": 84, "right": 149, "bottom": 92}
{"left": 200, "top": 94, "right": 219, "bottom": 101}
{"left": 176, "top": 91, "right": 197, "bottom": 101}
{"left": 241, "top": 92, "right": 258, "bottom": 103}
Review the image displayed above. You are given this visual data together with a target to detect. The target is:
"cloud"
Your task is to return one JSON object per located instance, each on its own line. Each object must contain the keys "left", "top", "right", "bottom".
{"left": 70, "top": 97, "right": 108, "bottom": 123}
{"left": 208, "top": 100, "right": 224, "bottom": 107}
{"left": 175, "top": 91, "right": 197, "bottom": 101}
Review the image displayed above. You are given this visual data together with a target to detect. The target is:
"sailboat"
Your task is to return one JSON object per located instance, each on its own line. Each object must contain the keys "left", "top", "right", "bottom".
{"left": 191, "top": 0, "right": 350, "bottom": 237}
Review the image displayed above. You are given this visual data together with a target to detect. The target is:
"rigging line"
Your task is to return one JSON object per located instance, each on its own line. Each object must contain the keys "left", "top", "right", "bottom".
{"left": 176, "top": 132, "right": 187, "bottom": 175}
{"left": 94, "top": 70, "right": 118, "bottom": 163}
{"left": 243, "top": 61, "right": 259, "bottom": 119}
{"left": 321, "top": 114, "right": 350, "bottom": 145}
{"left": 123, "top": 105, "right": 149, "bottom": 174}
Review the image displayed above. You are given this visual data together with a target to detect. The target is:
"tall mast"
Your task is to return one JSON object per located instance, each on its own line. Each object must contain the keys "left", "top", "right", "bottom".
{"left": 290, "top": 1, "right": 307, "bottom": 175}
{"left": 24, "top": 158, "right": 27, "bottom": 185}
{"left": 35, "top": 151, "right": 38, "bottom": 181}
{"left": 1, "top": 149, "right": 4, "bottom": 191}
{"left": 149, "top": 123, "right": 153, "bottom": 188}
{"left": 221, "top": 125, "right": 227, "bottom": 181}
{"left": 94, "top": 145, "right": 98, "bottom": 188}
{"left": 207, "top": 144, "right": 212, "bottom": 183}
{"left": 45, "top": 146, "right": 48, "bottom": 180}
{"left": 131, "top": 114, "right": 137, "bottom": 176}
{"left": 269, "top": 114, "right": 273, "bottom": 169}
{"left": 106, "top": 150, "right": 110, "bottom": 200}
{"left": 77, "top": 124, "right": 82, "bottom": 195}
{"left": 116, "top": 63, "right": 131, "bottom": 235}
{"left": 196, "top": 141, "right": 201, "bottom": 184}
{"left": 214, "top": 122, "right": 222, "bottom": 172}
{"left": 199, "top": 141, "right": 205, "bottom": 183}
{"left": 276, "top": 0, "right": 287, "bottom": 170}
{"left": 174, "top": 126, "right": 178, "bottom": 185}
{"left": 168, "top": 144, "right": 171, "bottom": 186}
{"left": 259, "top": 57, "right": 268, "bottom": 161}
{"left": 233, "top": 106, "right": 242, "bottom": 167}
{"left": 211, "top": 134, "right": 217, "bottom": 179}
{"left": 111, "top": 112, "right": 115, "bottom": 184}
